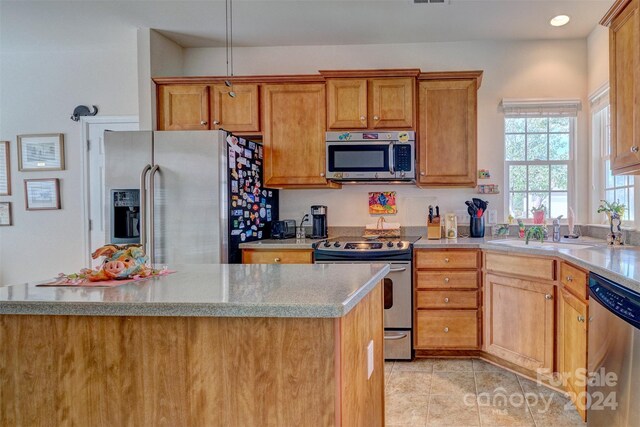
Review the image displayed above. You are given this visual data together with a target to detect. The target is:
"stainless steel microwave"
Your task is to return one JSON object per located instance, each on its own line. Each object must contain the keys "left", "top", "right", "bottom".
{"left": 325, "top": 131, "right": 415, "bottom": 182}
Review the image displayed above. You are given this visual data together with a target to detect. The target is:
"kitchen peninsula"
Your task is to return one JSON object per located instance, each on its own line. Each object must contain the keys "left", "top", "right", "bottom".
{"left": 0, "top": 263, "right": 389, "bottom": 426}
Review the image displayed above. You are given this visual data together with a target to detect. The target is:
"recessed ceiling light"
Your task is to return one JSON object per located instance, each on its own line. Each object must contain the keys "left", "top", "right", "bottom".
{"left": 550, "top": 15, "right": 571, "bottom": 27}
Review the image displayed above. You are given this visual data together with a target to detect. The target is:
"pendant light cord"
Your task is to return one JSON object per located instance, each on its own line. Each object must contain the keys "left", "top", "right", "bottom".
{"left": 225, "top": 0, "right": 234, "bottom": 78}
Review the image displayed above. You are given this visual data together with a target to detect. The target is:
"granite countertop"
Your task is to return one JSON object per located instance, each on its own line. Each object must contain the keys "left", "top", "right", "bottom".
{"left": 414, "top": 235, "right": 640, "bottom": 293}
{"left": 0, "top": 263, "right": 390, "bottom": 318}
{"left": 239, "top": 238, "right": 321, "bottom": 250}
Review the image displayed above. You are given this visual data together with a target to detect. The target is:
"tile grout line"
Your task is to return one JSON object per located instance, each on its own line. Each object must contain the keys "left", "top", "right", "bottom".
{"left": 425, "top": 360, "right": 434, "bottom": 427}
{"left": 516, "top": 372, "right": 540, "bottom": 427}
{"left": 472, "top": 360, "right": 484, "bottom": 427}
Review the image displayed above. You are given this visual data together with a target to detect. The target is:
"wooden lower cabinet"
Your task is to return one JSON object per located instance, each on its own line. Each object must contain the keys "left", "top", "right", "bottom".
{"left": 414, "top": 249, "right": 480, "bottom": 351}
{"left": 558, "top": 289, "right": 588, "bottom": 421}
{"left": 242, "top": 249, "right": 313, "bottom": 264}
{"left": 484, "top": 273, "right": 555, "bottom": 373}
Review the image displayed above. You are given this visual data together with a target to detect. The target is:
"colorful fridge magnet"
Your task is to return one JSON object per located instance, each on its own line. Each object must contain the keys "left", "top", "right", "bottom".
{"left": 368, "top": 191, "right": 397, "bottom": 215}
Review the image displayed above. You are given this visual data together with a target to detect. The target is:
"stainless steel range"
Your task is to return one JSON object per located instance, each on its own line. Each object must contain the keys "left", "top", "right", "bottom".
{"left": 314, "top": 236, "right": 419, "bottom": 360}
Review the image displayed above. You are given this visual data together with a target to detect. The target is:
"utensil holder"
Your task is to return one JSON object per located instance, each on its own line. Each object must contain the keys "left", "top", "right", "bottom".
{"left": 427, "top": 224, "right": 441, "bottom": 240}
{"left": 470, "top": 217, "right": 485, "bottom": 238}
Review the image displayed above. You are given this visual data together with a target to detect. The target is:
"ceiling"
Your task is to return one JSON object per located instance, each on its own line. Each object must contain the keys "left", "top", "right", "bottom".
{"left": 1, "top": 0, "right": 615, "bottom": 51}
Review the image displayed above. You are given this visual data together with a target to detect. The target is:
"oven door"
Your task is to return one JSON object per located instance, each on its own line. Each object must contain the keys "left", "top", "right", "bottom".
{"left": 326, "top": 142, "right": 392, "bottom": 179}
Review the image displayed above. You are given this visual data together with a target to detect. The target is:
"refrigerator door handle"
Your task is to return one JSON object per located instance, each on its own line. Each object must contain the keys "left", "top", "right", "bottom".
{"left": 139, "top": 164, "right": 152, "bottom": 249}
{"left": 148, "top": 164, "right": 160, "bottom": 265}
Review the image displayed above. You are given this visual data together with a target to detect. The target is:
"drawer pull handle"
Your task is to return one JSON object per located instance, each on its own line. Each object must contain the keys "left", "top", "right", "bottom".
{"left": 360, "top": 115, "right": 366, "bottom": 121}
{"left": 444, "top": 258, "right": 450, "bottom": 263}
{"left": 444, "top": 277, "right": 450, "bottom": 283}
{"left": 545, "top": 294, "right": 553, "bottom": 300}
{"left": 632, "top": 146, "right": 639, "bottom": 153}
{"left": 443, "top": 327, "right": 449, "bottom": 333}
{"left": 200, "top": 120, "right": 208, "bottom": 125}
{"left": 566, "top": 275, "right": 573, "bottom": 282}
{"left": 213, "top": 120, "right": 220, "bottom": 125}
{"left": 444, "top": 297, "right": 450, "bottom": 303}
{"left": 373, "top": 115, "right": 380, "bottom": 121}
{"left": 577, "top": 315, "right": 585, "bottom": 323}
{"left": 389, "top": 267, "right": 407, "bottom": 272}
{"left": 384, "top": 332, "right": 408, "bottom": 340}
{"left": 274, "top": 257, "right": 281, "bottom": 263}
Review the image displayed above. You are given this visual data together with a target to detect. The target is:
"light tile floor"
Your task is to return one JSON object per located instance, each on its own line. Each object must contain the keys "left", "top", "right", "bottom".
{"left": 385, "top": 358, "right": 586, "bottom": 427}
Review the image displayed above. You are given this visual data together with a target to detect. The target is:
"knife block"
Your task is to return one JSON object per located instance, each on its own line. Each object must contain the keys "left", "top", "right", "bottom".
{"left": 427, "top": 224, "right": 441, "bottom": 240}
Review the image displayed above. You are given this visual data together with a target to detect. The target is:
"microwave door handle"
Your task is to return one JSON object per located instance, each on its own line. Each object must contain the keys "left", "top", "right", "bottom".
{"left": 389, "top": 143, "right": 395, "bottom": 175}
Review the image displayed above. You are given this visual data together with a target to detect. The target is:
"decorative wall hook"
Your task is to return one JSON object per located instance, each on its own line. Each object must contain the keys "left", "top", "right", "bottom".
{"left": 70, "top": 105, "right": 98, "bottom": 121}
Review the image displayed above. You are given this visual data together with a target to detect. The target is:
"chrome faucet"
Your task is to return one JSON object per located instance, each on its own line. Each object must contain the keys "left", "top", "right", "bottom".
{"left": 552, "top": 215, "right": 563, "bottom": 242}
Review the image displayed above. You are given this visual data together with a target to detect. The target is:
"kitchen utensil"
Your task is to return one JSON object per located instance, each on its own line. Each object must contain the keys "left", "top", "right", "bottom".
{"left": 477, "top": 208, "right": 484, "bottom": 217}
{"left": 428, "top": 205, "right": 434, "bottom": 223}
{"left": 467, "top": 206, "right": 475, "bottom": 217}
{"left": 435, "top": 206, "right": 440, "bottom": 218}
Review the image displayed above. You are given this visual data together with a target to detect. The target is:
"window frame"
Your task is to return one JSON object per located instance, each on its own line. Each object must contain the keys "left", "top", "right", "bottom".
{"left": 503, "top": 114, "right": 576, "bottom": 222}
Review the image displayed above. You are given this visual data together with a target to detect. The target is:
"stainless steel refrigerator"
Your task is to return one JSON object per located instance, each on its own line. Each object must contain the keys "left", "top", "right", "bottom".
{"left": 104, "top": 130, "right": 278, "bottom": 265}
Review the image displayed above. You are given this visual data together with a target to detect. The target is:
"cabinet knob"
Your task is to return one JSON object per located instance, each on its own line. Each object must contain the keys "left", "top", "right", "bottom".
{"left": 420, "top": 172, "right": 426, "bottom": 176}
{"left": 360, "top": 116, "right": 366, "bottom": 121}
{"left": 213, "top": 120, "right": 220, "bottom": 125}
{"left": 444, "top": 297, "right": 450, "bottom": 303}
{"left": 320, "top": 172, "right": 325, "bottom": 177}
{"left": 200, "top": 120, "right": 208, "bottom": 125}
{"left": 443, "top": 327, "right": 449, "bottom": 333}
{"left": 274, "top": 257, "right": 281, "bottom": 263}
{"left": 566, "top": 275, "right": 573, "bottom": 282}
{"left": 632, "top": 146, "right": 639, "bottom": 153}
{"left": 577, "top": 315, "right": 585, "bottom": 322}
{"left": 444, "top": 258, "right": 450, "bottom": 263}
{"left": 545, "top": 294, "right": 553, "bottom": 300}
{"left": 444, "top": 277, "right": 450, "bottom": 283}
{"left": 373, "top": 115, "right": 380, "bottom": 121}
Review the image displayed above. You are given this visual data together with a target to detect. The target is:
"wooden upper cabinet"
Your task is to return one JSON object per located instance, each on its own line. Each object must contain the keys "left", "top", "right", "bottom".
{"left": 369, "top": 78, "right": 414, "bottom": 129}
{"left": 211, "top": 84, "right": 260, "bottom": 133}
{"left": 325, "top": 77, "right": 414, "bottom": 130}
{"left": 602, "top": 0, "right": 640, "bottom": 174}
{"left": 326, "top": 79, "right": 368, "bottom": 129}
{"left": 157, "top": 85, "right": 210, "bottom": 130}
{"left": 417, "top": 79, "right": 478, "bottom": 187}
{"left": 262, "top": 84, "right": 339, "bottom": 188}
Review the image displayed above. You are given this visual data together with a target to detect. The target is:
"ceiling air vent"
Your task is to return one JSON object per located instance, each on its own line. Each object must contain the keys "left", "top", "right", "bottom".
{"left": 414, "top": 0, "right": 450, "bottom": 3}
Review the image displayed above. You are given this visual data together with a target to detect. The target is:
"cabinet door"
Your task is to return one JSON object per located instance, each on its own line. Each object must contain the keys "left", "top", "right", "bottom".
{"left": 369, "top": 78, "right": 414, "bottom": 129}
{"left": 417, "top": 80, "right": 477, "bottom": 187}
{"left": 610, "top": 0, "right": 640, "bottom": 173}
{"left": 157, "top": 85, "right": 210, "bottom": 130}
{"left": 558, "top": 289, "right": 588, "bottom": 421}
{"left": 211, "top": 84, "right": 260, "bottom": 133}
{"left": 326, "top": 79, "right": 368, "bottom": 129}
{"left": 262, "top": 84, "right": 333, "bottom": 187}
{"left": 484, "top": 273, "right": 555, "bottom": 372}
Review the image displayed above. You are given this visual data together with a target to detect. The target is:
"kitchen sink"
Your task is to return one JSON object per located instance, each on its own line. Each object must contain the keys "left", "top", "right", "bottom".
{"left": 486, "top": 239, "right": 593, "bottom": 250}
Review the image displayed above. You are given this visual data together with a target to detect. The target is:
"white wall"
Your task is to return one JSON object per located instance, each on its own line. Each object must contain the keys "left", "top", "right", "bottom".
{"left": 184, "top": 40, "right": 589, "bottom": 226}
{"left": 587, "top": 25, "right": 610, "bottom": 95}
{"left": 0, "top": 38, "right": 139, "bottom": 284}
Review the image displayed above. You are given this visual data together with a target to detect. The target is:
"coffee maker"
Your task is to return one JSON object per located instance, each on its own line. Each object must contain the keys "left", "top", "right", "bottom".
{"left": 311, "top": 205, "right": 328, "bottom": 238}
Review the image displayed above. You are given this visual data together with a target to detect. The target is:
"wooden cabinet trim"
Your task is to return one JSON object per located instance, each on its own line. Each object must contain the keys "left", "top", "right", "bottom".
{"left": 418, "top": 70, "right": 484, "bottom": 88}
{"left": 154, "top": 75, "right": 325, "bottom": 85}
{"left": 601, "top": 0, "right": 634, "bottom": 26}
{"left": 484, "top": 251, "right": 556, "bottom": 282}
{"left": 319, "top": 69, "right": 421, "bottom": 78}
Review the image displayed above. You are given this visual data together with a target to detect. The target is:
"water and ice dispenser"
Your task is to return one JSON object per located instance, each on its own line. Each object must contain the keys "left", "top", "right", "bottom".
{"left": 110, "top": 189, "right": 140, "bottom": 244}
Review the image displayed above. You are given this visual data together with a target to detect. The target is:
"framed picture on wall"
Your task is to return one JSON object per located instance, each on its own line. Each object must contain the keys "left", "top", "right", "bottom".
{"left": 24, "top": 178, "right": 61, "bottom": 210}
{"left": 0, "top": 141, "right": 10, "bottom": 195}
{"left": 17, "top": 133, "right": 65, "bottom": 171}
{"left": 0, "top": 202, "right": 11, "bottom": 226}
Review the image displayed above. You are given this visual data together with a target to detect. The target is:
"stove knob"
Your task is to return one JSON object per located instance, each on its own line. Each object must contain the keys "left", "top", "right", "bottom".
{"left": 397, "top": 242, "right": 403, "bottom": 248}
{"left": 333, "top": 242, "right": 341, "bottom": 248}
{"left": 387, "top": 241, "right": 394, "bottom": 248}
{"left": 324, "top": 242, "right": 331, "bottom": 248}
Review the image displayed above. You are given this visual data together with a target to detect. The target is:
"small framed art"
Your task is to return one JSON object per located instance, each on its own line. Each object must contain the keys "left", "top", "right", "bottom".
{"left": 0, "top": 141, "right": 10, "bottom": 195}
{"left": 24, "top": 178, "right": 61, "bottom": 210}
{"left": 17, "top": 133, "right": 65, "bottom": 171}
{"left": 0, "top": 202, "right": 11, "bottom": 225}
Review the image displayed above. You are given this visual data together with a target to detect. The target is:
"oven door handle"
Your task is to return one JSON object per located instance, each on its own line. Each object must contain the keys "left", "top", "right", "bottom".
{"left": 384, "top": 332, "right": 408, "bottom": 340}
{"left": 388, "top": 267, "right": 407, "bottom": 272}
{"left": 389, "top": 143, "right": 395, "bottom": 175}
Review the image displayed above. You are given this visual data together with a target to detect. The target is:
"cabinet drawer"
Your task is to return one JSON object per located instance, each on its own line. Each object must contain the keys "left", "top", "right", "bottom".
{"left": 416, "top": 290, "right": 478, "bottom": 309}
{"left": 560, "top": 262, "right": 588, "bottom": 300}
{"left": 415, "top": 310, "right": 478, "bottom": 349}
{"left": 484, "top": 252, "right": 555, "bottom": 281}
{"left": 242, "top": 249, "right": 313, "bottom": 264}
{"left": 415, "top": 250, "right": 478, "bottom": 270}
{"left": 416, "top": 270, "right": 478, "bottom": 289}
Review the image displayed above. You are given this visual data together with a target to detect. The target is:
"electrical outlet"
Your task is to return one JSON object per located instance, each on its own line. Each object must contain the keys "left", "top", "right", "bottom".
{"left": 367, "top": 340, "right": 374, "bottom": 379}
{"left": 455, "top": 209, "right": 470, "bottom": 225}
{"left": 488, "top": 209, "right": 498, "bottom": 225}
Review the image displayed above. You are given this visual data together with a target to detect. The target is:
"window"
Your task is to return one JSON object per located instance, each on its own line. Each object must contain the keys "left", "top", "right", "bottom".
{"left": 593, "top": 101, "right": 635, "bottom": 223}
{"left": 502, "top": 99, "right": 579, "bottom": 220}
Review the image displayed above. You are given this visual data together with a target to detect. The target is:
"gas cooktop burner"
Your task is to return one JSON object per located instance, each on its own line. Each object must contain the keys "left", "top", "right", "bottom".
{"left": 313, "top": 236, "right": 420, "bottom": 261}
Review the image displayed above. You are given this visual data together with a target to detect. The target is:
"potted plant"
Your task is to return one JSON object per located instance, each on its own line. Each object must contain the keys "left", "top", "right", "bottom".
{"left": 597, "top": 200, "right": 626, "bottom": 243}
{"left": 531, "top": 200, "right": 546, "bottom": 225}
